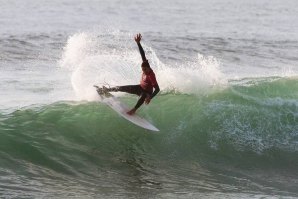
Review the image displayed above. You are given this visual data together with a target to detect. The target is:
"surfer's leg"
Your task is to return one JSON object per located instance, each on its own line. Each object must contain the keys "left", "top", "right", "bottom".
{"left": 134, "top": 92, "right": 147, "bottom": 109}
{"left": 108, "top": 85, "right": 142, "bottom": 96}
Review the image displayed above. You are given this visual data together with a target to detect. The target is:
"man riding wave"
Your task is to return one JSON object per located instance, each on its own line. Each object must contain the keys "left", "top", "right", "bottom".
{"left": 100, "top": 33, "right": 160, "bottom": 115}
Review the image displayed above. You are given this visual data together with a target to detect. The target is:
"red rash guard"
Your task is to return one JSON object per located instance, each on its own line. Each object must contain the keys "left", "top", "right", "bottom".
{"left": 140, "top": 69, "right": 157, "bottom": 93}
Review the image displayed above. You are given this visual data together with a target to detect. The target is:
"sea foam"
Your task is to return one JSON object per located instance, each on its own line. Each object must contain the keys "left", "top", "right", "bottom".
{"left": 60, "top": 30, "right": 227, "bottom": 101}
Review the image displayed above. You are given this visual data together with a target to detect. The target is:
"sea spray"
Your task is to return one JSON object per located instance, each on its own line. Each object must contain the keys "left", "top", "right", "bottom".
{"left": 59, "top": 31, "right": 227, "bottom": 101}
{"left": 157, "top": 53, "right": 227, "bottom": 95}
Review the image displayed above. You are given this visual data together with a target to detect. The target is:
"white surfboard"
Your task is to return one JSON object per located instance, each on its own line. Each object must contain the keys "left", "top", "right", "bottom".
{"left": 95, "top": 86, "right": 159, "bottom": 132}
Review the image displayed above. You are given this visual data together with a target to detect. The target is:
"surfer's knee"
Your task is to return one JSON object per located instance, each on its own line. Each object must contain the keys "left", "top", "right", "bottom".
{"left": 140, "top": 93, "right": 147, "bottom": 100}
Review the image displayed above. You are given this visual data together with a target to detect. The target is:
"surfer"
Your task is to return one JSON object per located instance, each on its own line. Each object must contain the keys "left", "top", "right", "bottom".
{"left": 103, "top": 33, "right": 160, "bottom": 115}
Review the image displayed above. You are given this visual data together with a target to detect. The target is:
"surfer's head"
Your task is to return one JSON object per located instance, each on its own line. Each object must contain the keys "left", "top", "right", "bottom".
{"left": 141, "top": 60, "right": 151, "bottom": 74}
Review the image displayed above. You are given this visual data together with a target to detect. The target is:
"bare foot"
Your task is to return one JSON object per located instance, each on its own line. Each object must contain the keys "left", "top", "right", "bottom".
{"left": 127, "top": 108, "right": 136, "bottom": 115}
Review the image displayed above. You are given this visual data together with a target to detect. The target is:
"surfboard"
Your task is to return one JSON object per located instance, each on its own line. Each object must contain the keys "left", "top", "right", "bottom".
{"left": 94, "top": 86, "right": 159, "bottom": 132}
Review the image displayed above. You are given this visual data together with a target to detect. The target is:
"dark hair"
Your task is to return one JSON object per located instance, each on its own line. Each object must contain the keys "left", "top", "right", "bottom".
{"left": 141, "top": 60, "right": 150, "bottom": 68}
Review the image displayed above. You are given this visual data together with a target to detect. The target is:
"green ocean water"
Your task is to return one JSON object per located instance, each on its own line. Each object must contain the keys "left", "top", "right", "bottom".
{"left": 1, "top": 77, "right": 298, "bottom": 198}
{"left": 1, "top": 0, "right": 298, "bottom": 197}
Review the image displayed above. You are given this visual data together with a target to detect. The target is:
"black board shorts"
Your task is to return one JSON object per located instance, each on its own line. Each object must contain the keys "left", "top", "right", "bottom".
{"left": 117, "top": 85, "right": 151, "bottom": 96}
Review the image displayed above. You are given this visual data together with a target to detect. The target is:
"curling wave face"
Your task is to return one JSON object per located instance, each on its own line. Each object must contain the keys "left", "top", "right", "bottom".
{"left": 1, "top": 77, "right": 298, "bottom": 197}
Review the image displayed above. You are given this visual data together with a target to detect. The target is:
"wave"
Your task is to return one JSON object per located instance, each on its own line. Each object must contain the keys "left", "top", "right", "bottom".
{"left": 1, "top": 77, "right": 298, "bottom": 175}
{"left": 1, "top": 77, "right": 298, "bottom": 198}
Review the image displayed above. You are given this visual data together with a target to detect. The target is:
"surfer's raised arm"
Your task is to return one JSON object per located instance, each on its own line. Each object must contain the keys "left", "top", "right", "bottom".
{"left": 134, "top": 33, "right": 147, "bottom": 62}
{"left": 96, "top": 33, "right": 160, "bottom": 116}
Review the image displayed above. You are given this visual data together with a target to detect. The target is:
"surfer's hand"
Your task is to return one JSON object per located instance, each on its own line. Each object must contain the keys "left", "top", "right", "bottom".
{"left": 134, "top": 33, "right": 142, "bottom": 43}
{"left": 145, "top": 97, "right": 151, "bottom": 105}
{"left": 127, "top": 108, "right": 136, "bottom": 115}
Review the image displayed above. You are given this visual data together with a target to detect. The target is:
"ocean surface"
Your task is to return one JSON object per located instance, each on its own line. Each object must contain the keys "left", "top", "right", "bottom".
{"left": 1, "top": 0, "right": 298, "bottom": 198}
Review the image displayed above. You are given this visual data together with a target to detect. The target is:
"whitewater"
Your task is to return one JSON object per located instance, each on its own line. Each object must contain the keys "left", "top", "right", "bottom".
{"left": 1, "top": 0, "right": 298, "bottom": 198}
